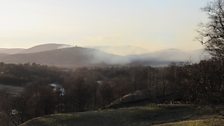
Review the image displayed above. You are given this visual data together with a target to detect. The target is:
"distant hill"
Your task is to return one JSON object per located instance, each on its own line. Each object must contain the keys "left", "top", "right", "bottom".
{"left": 0, "top": 48, "right": 24, "bottom": 54}
{"left": 0, "top": 47, "right": 128, "bottom": 68}
{"left": 0, "top": 43, "right": 211, "bottom": 67}
{"left": 19, "top": 43, "right": 72, "bottom": 54}
{"left": 0, "top": 53, "right": 8, "bottom": 58}
{"left": 0, "top": 44, "right": 71, "bottom": 55}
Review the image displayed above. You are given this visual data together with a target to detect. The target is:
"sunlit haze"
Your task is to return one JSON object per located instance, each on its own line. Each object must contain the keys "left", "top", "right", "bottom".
{"left": 0, "top": 0, "right": 209, "bottom": 52}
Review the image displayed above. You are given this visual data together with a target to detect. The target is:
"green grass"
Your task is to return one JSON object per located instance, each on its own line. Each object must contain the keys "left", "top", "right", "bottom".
{"left": 155, "top": 117, "right": 224, "bottom": 126}
{"left": 19, "top": 104, "right": 223, "bottom": 126}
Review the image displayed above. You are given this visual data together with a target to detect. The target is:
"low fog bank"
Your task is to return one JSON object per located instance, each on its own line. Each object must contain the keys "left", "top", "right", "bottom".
{"left": 0, "top": 44, "right": 211, "bottom": 68}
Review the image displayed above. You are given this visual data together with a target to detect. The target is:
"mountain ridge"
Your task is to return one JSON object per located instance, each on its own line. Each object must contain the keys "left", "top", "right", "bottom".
{"left": 0, "top": 46, "right": 128, "bottom": 68}
{"left": 0, "top": 43, "right": 210, "bottom": 67}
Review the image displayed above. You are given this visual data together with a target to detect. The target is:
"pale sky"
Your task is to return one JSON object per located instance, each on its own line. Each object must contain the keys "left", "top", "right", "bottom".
{"left": 0, "top": 0, "right": 209, "bottom": 51}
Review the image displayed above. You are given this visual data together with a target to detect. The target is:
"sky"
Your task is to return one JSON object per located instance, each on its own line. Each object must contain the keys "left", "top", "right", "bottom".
{"left": 0, "top": 0, "right": 210, "bottom": 51}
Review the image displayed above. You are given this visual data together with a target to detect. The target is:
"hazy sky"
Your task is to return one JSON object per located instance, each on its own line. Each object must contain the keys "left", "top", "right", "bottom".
{"left": 0, "top": 0, "right": 209, "bottom": 51}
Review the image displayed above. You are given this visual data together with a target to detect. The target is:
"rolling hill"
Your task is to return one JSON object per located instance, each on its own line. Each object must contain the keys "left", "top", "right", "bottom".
{"left": 0, "top": 44, "right": 72, "bottom": 55}
{"left": 0, "top": 44, "right": 210, "bottom": 67}
{"left": 19, "top": 43, "right": 72, "bottom": 54}
{"left": 0, "top": 48, "right": 24, "bottom": 54}
{"left": 0, "top": 47, "right": 128, "bottom": 68}
{"left": 19, "top": 104, "right": 224, "bottom": 126}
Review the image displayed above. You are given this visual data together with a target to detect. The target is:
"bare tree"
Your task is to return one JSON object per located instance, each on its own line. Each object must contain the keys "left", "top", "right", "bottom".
{"left": 198, "top": 0, "right": 224, "bottom": 59}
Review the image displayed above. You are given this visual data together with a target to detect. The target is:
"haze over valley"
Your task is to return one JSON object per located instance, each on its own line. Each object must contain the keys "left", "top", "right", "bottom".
{"left": 0, "top": 43, "right": 209, "bottom": 68}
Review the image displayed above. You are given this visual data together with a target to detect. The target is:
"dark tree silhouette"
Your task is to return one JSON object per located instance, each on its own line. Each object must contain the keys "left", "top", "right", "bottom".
{"left": 198, "top": 0, "right": 224, "bottom": 59}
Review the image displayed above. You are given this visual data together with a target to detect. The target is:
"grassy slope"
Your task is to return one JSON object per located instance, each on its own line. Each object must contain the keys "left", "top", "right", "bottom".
{"left": 156, "top": 117, "right": 224, "bottom": 126}
{"left": 19, "top": 105, "right": 223, "bottom": 126}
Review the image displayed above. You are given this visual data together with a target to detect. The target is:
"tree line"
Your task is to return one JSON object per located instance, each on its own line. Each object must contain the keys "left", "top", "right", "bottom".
{"left": 0, "top": 58, "right": 223, "bottom": 125}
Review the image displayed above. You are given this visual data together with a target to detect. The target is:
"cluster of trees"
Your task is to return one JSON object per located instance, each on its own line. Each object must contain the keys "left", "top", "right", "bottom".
{"left": 0, "top": 63, "right": 63, "bottom": 86}
{"left": 0, "top": 58, "right": 223, "bottom": 125}
{"left": 0, "top": 63, "right": 65, "bottom": 125}
{"left": 0, "top": 90, "right": 12, "bottom": 126}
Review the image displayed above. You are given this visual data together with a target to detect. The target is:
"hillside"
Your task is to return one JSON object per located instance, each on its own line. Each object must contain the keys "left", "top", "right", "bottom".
{"left": 0, "top": 48, "right": 24, "bottom": 54}
{"left": 156, "top": 118, "right": 224, "bottom": 126}
{"left": 19, "top": 43, "right": 72, "bottom": 54}
{"left": 0, "top": 53, "right": 8, "bottom": 58}
{"left": 0, "top": 47, "right": 128, "bottom": 68}
{"left": 0, "top": 44, "right": 71, "bottom": 55}
{"left": 19, "top": 105, "right": 224, "bottom": 126}
{"left": 0, "top": 44, "right": 210, "bottom": 67}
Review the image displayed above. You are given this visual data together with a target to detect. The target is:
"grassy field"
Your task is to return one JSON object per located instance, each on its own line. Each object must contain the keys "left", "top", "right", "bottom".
{"left": 19, "top": 104, "right": 224, "bottom": 126}
{"left": 156, "top": 117, "right": 224, "bottom": 126}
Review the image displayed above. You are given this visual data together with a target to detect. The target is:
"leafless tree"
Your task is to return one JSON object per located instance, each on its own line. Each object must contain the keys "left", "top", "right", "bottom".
{"left": 198, "top": 0, "right": 224, "bottom": 59}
